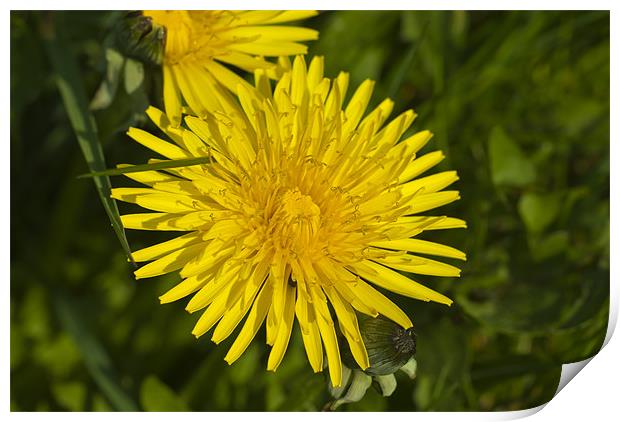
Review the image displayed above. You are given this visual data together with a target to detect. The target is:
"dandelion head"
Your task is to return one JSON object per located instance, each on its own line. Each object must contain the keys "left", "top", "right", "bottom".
{"left": 114, "top": 56, "right": 466, "bottom": 387}
{"left": 138, "top": 10, "right": 318, "bottom": 125}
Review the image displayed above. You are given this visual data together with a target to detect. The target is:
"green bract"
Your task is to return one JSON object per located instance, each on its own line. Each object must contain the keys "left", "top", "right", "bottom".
{"left": 115, "top": 11, "right": 165, "bottom": 66}
{"left": 340, "top": 314, "right": 417, "bottom": 376}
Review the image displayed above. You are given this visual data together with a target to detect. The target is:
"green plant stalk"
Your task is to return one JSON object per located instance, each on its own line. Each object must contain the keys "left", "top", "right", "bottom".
{"left": 41, "top": 13, "right": 135, "bottom": 266}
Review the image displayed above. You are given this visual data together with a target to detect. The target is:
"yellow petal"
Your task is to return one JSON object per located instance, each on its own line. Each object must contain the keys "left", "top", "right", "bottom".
{"left": 406, "top": 191, "right": 461, "bottom": 214}
{"left": 359, "top": 98, "right": 394, "bottom": 135}
{"left": 173, "top": 62, "right": 213, "bottom": 118}
{"left": 134, "top": 243, "right": 205, "bottom": 279}
{"left": 290, "top": 55, "right": 308, "bottom": 107}
{"left": 233, "top": 11, "right": 282, "bottom": 24}
{"left": 295, "top": 284, "right": 323, "bottom": 373}
{"left": 346, "top": 278, "right": 413, "bottom": 329}
{"left": 184, "top": 265, "right": 237, "bottom": 314}
{"left": 400, "top": 171, "right": 459, "bottom": 196}
{"left": 204, "top": 60, "right": 254, "bottom": 94}
{"left": 211, "top": 264, "right": 269, "bottom": 344}
{"left": 401, "top": 150, "right": 445, "bottom": 182}
{"left": 131, "top": 232, "right": 202, "bottom": 262}
{"left": 145, "top": 106, "right": 185, "bottom": 145}
{"left": 348, "top": 260, "right": 453, "bottom": 305}
{"left": 120, "top": 167, "right": 183, "bottom": 187}
{"left": 310, "top": 285, "right": 342, "bottom": 387}
{"left": 170, "top": 211, "right": 230, "bottom": 231}
{"left": 224, "top": 283, "right": 273, "bottom": 365}
{"left": 162, "top": 64, "right": 183, "bottom": 127}
{"left": 216, "top": 51, "right": 273, "bottom": 73}
{"left": 159, "top": 275, "right": 208, "bottom": 304}
{"left": 121, "top": 213, "right": 192, "bottom": 231}
{"left": 150, "top": 180, "right": 204, "bottom": 197}
{"left": 388, "top": 130, "right": 433, "bottom": 158}
{"left": 372, "top": 255, "right": 462, "bottom": 278}
{"left": 261, "top": 10, "right": 319, "bottom": 24}
{"left": 372, "top": 110, "right": 417, "bottom": 150}
{"left": 307, "top": 56, "right": 324, "bottom": 92}
{"left": 314, "top": 260, "right": 379, "bottom": 318}
{"left": 344, "top": 79, "right": 375, "bottom": 132}
{"left": 324, "top": 286, "right": 370, "bottom": 370}
{"left": 370, "top": 238, "right": 467, "bottom": 261}
{"left": 265, "top": 299, "right": 278, "bottom": 346}
{"left": 253, "top": 69, "right": 273, "bottom": 99}
{"left": 180, "top": 241, "right": 235, "bottom": 280}
{"left": 395, "top": 216, "right": 468, "bottom": 231}
{"left": 192, "top": 279, "right": 243, "bottom": 338}
{"left": 267, "top": 284, "right": 296, "bottom": 371}
{"left": 237, "top": 83, "right": 263, "bottom": 131}
{"left": 228, "top": 41, "right": 309, "bottom": 56}
{"left": 223, "top": 25, "right": 318, "bottom": 42}
{"left": 126, "top": 127, "right": 190, "bottom": 160}
{"left": 111, "top": 188, "right": 202, "bottom": 213}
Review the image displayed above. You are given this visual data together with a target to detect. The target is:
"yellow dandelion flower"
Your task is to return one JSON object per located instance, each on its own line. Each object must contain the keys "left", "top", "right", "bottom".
{"left": 141, "top": 10, "right": 318, "bottom": 125}
{"left": 113, "top": 56, "right": 466, "bottom": 387}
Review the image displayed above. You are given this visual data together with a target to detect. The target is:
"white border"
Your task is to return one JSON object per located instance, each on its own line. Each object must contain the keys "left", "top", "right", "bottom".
{"left": 4, "top": 1, "right": 617, "bottom": 420}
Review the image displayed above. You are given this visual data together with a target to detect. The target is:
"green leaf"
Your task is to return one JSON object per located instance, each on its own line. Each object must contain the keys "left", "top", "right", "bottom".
{"left": 528, "top": 230, "right": 569, "bottom": 261}
{"left": 78, "top": 156, "right": 212, "bottom": 178}
{"left": 42, "top": 17, "right": 134, "bottom": 265}
{"left": 518, "top": 192, "right": 561, "bottom": 233}
{"left": 90, "top": 48, "right": 125, "bottom": 110}
{"left": 124, "top": 57, "right": 144, "bottom": 95}
{"left": 488, "top": 126, "right": 536, "bottom": 187}
{"left": 140, "top": 376, "right": 189, "bottom": 412}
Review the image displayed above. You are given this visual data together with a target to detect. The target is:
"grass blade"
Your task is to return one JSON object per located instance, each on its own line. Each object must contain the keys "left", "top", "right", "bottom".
{"left": 386, "top": 19, "right": 429, "bottom": 100}
{"left": 41, "top": 13, "right": 135, "bottom": 265}
{"left": 78, "top": 156, "right": 212, "bottom": 178}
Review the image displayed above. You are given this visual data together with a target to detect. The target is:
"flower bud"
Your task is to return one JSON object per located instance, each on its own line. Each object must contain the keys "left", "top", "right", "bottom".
{"left": 114, "top": 11, "right": 165, "bottom": 66}
{"left": 327, "top": 315, "right": 419, "bottom": 409}
{"left": 339, "top": 314, "right": 417, "bottom": 375}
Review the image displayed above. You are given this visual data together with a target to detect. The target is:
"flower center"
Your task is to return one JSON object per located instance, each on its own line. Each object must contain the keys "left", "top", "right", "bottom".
{"left": 261, "top": 188, "right": 323, "bottom": 257}
{"left": 280, "top": 189, "right": 321, "bottom": 225}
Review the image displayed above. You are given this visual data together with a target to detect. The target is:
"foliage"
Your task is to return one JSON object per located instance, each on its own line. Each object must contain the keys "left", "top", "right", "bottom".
{"left": 10, "top": 10, "right": 609, "bottom": 411}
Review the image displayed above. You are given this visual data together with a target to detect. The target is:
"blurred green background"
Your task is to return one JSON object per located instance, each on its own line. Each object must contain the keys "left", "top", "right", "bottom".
{"left": 10, "top": 10, "right": 609, "bottom": 411}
